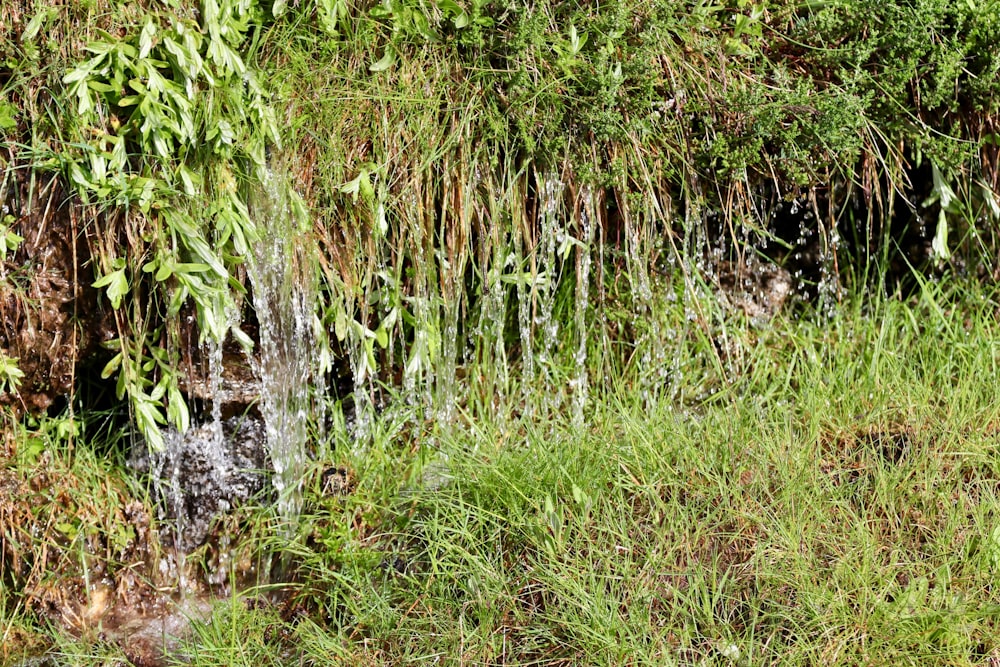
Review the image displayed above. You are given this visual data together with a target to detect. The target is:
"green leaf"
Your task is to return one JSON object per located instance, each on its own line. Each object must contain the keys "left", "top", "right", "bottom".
{"left": 931, "top": 209, "right": 950, "bottom": 263}
{"left": 154, "top": 258, "right": 174, "bottom": 281}
{"left": 0, "top": 101, "right": 16, "bottom": 130}
{"left": 22, "top": 7, "right": 54, "bottom": 43}
{"left": 0, "top": 223, "right": 23, "bottom": 260}
{"left": 177, "top": 165, "right": 201, "bottom": 196}
{"left": 231, "top": 326, "right": 254, "bottom": 353}
{"left": 100, "top": 352, "right": 123, "bottom": 379}
{"left": 93, "top": 268, "right": 129, "bottom": 309}
{"left": 139, "top": 16, "right": 157, "bottom": 59}
{"left": 216, "top": 119, "right": 235, "bottom": 145}
{"left": 0, "top": 355, "right": 24, "bottom": 392}
{"left": 55, "top": 522, "right": 78, "bottom": 536}
{"left": 135, "top": 396, "right": 166, "bottom": 452}
{"left": 334, "top": 303, "right": 348, "bottom": 341}
{"left": 369, "top": 48, "right": 395, "bottom": 72}
{"left": 167, "top": 384, "right": 190, "bottom": 432}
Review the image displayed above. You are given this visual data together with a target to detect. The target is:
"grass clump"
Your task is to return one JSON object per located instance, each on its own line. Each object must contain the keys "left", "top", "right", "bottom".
{"left": 0, "top": 412, "right": 161, "bottom": 664}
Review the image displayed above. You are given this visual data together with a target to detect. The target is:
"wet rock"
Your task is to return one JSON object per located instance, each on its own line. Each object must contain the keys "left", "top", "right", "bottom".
{"left": 104, "top": 595, "right": 212, "bottom": 667}
{"left": 131, "top": 414, "right": 269, "bottom": 552}
{"left": 175, "top": 333, "right": 261, "bottom": 417}
{"left": 715, "top": 260, "right": 793, "bottom": 321}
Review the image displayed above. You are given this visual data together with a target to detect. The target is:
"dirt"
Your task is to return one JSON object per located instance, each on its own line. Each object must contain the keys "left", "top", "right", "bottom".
{"left": 0, "top": 165, "right": 113, "bottom": 414}
{"left": 0, "top": 443, "right": 273, "bottom": 667}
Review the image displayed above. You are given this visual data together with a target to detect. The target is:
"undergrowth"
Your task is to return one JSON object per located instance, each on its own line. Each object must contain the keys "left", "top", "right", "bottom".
{"left": 186, "top": 281, "right": 1000, "bottom": 665}
{"left": 4, "top": 276, "right": 1000, "bottom": 664}
{"left": 2, "top": 0, "right": 1000, "bottom": 664}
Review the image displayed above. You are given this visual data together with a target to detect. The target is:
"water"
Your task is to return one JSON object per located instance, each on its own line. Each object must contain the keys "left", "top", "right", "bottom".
{"left": 246, "top": 166, "right": 319, "bottom": 527}
{"left": 137, "top": 159, "right": 835, "bottom": 578}
{"left": 147, "top": 161, "right": 319, "bottom": 555}
{"left": 570, "top": 186, "right": 595, "bottom": 428}
{"left": 141, "top": 414, "right": 267, "bottom": 554}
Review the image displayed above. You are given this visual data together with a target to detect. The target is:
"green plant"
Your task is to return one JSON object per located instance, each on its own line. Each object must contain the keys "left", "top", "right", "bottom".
{"left": 0, "top": 352, "right": 23, "bottom": 394}
{"left": 50, "top": 0, "right": 280, "bottom": 449}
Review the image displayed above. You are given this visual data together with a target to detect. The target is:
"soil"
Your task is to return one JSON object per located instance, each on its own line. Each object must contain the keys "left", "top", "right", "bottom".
{"left": 0, "top": 167, "right": 113, "bottom": 414}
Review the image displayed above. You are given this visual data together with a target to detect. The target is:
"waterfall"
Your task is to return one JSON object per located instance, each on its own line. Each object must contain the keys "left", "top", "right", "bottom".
{"left": 247, "top": 166, "right": 319, "bottom": 527}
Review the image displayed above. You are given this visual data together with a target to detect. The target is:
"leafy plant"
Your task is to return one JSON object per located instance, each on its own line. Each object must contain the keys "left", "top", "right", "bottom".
{"left": 50, "top": 1, "right": 280, "bottom": 449}
{"left": 0, "top": 353, "right": 24, "bottom": 394}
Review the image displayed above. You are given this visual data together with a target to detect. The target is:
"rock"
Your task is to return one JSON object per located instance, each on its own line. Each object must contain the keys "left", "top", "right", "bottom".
{"left": 131, "top": 414, "right": 269, "bottom": 552}
{"left": 0, "top": 177, "right": 111, "bottom": 413}
{"left": 715, "top": 259, "right": 793, "bottom": 321}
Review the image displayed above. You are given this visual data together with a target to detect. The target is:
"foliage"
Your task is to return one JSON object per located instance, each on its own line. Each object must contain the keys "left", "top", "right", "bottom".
{"left": 3, "top": 0, "right": 1000, "bottom": 661}
{"left": 2, "top": 0, "right": 998, "bottom": 440}
{"left": 145, "top": 283, "right": 1000, "bottom": 663}
{"left": 22, "top": 0, "right": 281, "bottom": 448}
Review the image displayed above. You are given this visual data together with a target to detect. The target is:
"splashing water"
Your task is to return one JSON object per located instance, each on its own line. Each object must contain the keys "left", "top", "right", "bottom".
{"left": 247, "top": 166, "right": 319, "bottom": 527}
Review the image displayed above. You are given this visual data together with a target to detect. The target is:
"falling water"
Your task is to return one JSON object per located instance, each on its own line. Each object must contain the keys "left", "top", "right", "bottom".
{"left": 570, "top": 187, "right": 595, "bottom": 428}
{"left": 247, "top": 166, "right": 319, "bottom": 526}
{"left": 145, "top": 325, "right": 240, "bottom": 562}
{"left": 530, "top": 174, "right": 565, "bottom": 417}
{"left": 627, "top": 202, "right": 663, "bottom": 409}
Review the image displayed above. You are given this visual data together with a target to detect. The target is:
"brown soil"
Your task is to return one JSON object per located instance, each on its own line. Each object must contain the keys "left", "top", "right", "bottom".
{"left": 0, "top": 165, "right": 113, "bottom": 414}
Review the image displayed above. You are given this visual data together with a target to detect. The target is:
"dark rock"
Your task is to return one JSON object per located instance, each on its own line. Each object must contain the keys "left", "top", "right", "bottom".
{"left": 131, "top": 414, "right": 269, "bottom": 552}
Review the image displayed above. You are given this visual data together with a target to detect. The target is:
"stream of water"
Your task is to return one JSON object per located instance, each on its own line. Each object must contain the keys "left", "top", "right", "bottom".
{"left": 246, "top": 166, "right": 319, "bottom": 528}
{"left": 145, "top": 163, "right": 827, "bottom": 565}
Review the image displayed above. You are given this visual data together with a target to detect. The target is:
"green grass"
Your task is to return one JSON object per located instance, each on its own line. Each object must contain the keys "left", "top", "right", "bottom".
{"left": 122, "top": 280, "right": 997, "bottom": 666}
{"left": 5, "top": 281, "right": 1000, "bottom": 665}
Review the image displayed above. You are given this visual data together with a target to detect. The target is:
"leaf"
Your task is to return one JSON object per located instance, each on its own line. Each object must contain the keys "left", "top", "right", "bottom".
{"left": 0, "top": 356, "right": 24, "bottom": 392}
{"left": 216, "top": 119, "right": 235, "bottom": 145}
{"left": 139, "top": 16, "right": 157, "bottom": 59}
{"left": 982, "top": 184, "right": 1000, "bottom": 220}
{"left": 167, "top": 384, "right": 190, "bottom": 432}
{"left": 369, "top": 48, "right": 395, "bottom": 72}
{"left": 0, "top": 101, "right": 16, "bottom": 130}
{"left": 100, "top": 352, "right": 123, "bottom": 379}
{"left": 135, "top": 396, "right": 166, "bottom": 452}
{"left": 438, "top": 0, "right": 470, "bottom": 27}
{"left": 152, "top": 257, "right": 174, "bottom": 281}
{"left": 929, "top": 163, "right": 958, "bottom": 211}
{"left": 334, "top": 303, "right": 348, "bottom": 341}
{"left": 568, "top": 25, "right": 583, "bottom": 53}
{"left": 22, "top": 7, "right": 54, "bottom": 43}
{"left": 177, "top": 165, "right": 201, "bottom": 196}
{"left": 411, "top": 10, "right": 439, "bottom": 41}
{"left": 272, "top": 0, "right": 287, "bottom": 17}
{"left": 231, "top": 325, "right": 254, "bottom": 352}
{"left": 931, "top": 209, "right": 950, "bottom": 263}
{"left": 56, "top": 522, "right": 78, "bottom": 536}
{"left": 93, "top": 268, "right": 129, "bottom": 309}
